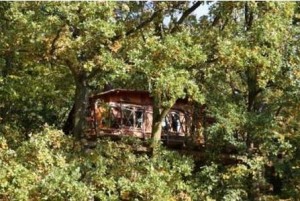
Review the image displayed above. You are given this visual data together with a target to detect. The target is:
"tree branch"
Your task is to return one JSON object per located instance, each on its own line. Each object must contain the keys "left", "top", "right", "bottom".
{"left": 245, "top": 2, "right": 253, "bottom": 31}
{"left": 50, "top": 27, "right": 63, "bottom": 56}
{"left": 112, "top": 9, "right": 162, "bottom": 42}
{"left": 171, "top": 1, "right": 203, "bottom": 33}
{"left": 87, "top": 66, "right": 102, "bottom": 79}
{"left": 178, "top": 1, "right": 203, "bottom": 24}
{"left": 64, "top": 58, "right": 80, "bottom": 78}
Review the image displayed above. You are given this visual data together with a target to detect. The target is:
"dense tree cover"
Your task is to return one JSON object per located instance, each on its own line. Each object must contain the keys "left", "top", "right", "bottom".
{"left": 1, "top": 1, "right": 300, "bottom": 200}
{"left": 1, "top": 128, "right": 196, "bottom": 200}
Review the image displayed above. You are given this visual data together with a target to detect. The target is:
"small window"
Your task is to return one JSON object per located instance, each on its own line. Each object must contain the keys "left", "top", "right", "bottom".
{"left": 162, "top": 111, "right": 182, "bottom": 133}
{"left": 136, "top": 110, "right": 143, "bottom": 128}
{"left": 171, "top": 113, "right": 180, "bottom": 132}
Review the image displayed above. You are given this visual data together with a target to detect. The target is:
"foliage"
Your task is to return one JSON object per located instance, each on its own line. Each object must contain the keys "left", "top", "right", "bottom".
{"left": 0, "top": 128, "right": 196, "bottom": 200}
{"left": 2, "top": 127, "right": 295, "bottom": 200}
{"left": 129, "top": 32, "right": 206, "bottom": 108}
{"left": 1, "top": 1, "right": 300, "bottom": 200}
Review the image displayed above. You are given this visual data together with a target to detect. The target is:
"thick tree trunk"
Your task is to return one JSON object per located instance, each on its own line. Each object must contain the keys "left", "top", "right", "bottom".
{"left": 62, "top": 104, "right": 75, "bottom": 135}
{"left": 246, "top": 68, "right": 261, "bottom": 148}
{"left": 73, "top": 75, "right": 89, "bottom": 139}
{"left": 150, "top": 101, "right": 170, "bottom": 153}
{"left": 191, "top": 103, "right": 203, "bottom": 142}
{"left": 245, "top": 68, "right": 263, "bottom": 200}
{"left": 151, "top": 105, "right": 163, "bottom": 145}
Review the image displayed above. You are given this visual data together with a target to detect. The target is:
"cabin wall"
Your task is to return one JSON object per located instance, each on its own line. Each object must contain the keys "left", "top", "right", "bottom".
{"left": 87, "top": 90, "right": 193, "bottom": 141}
{"left": 90, "top": 101, "right": 153, "bottom": 139}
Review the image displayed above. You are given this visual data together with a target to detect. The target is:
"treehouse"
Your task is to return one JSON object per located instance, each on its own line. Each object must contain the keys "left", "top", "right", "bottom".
{"left": 85, "top": 89, "right": 193, "bottom": 145}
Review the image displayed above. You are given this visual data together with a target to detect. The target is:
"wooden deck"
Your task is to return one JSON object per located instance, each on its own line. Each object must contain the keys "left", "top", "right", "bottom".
{"left": 86, "top": 128, "right": 187, "bottom": 148}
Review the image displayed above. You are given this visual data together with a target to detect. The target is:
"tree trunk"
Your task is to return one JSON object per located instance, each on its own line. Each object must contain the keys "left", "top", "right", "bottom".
{"left": 62, "top": 103, "right": 75, "bottom": 135}
{"left": 150, "top": 101, "right": 170, "bottom": 153}
{"left": 73, "top": 74, "right": 89, "bottom": 139}
{"left": 191, "top": 102, "right": 203, "bottom": 142}
{"left": 151, "top": 105, "right": 163, "bottom": 145}
{"left": 246, "top": 68, "right": 261, "bottom": 148}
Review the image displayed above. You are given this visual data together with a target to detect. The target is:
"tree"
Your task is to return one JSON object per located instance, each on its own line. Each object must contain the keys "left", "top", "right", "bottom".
{"left": 0, "top": 2, "right": 74, "bottom": 134}
{"left": 2, "top": 2, "right": 205, "bottom": 139}
{"left": 128, "top": 32, "right": 205, "bottom": 148}
{"left": 196, "top": 1, "right": 298, "bottom": 198}
{"left": 3, "top": 2, "right": 206, "bottom": 141}
{"left": 125, "top": 2, "right": 207, "bottom": 149}
{"left": 3, "top": 1, "right": 300, "bottom": 199}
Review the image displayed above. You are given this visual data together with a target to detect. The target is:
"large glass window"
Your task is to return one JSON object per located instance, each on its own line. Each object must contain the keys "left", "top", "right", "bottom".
{"left": 95, "top": 102, "right": 145, "bottom": 130}
{"left": 122, "top": 106, "right": 144, "bottom": 129}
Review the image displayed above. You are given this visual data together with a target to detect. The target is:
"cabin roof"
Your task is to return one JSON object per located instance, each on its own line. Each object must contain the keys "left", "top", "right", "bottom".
{"left": 90, "top": 88, "right": 150, "bottom": 100}
{"left": 90, "top": 88, "right": 192, "bottom": 106}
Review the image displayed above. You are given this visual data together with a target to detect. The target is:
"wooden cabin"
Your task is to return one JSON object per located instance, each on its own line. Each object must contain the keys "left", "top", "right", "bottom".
{"left": 85, "top": 89, "right": 193, "bottom": 144}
